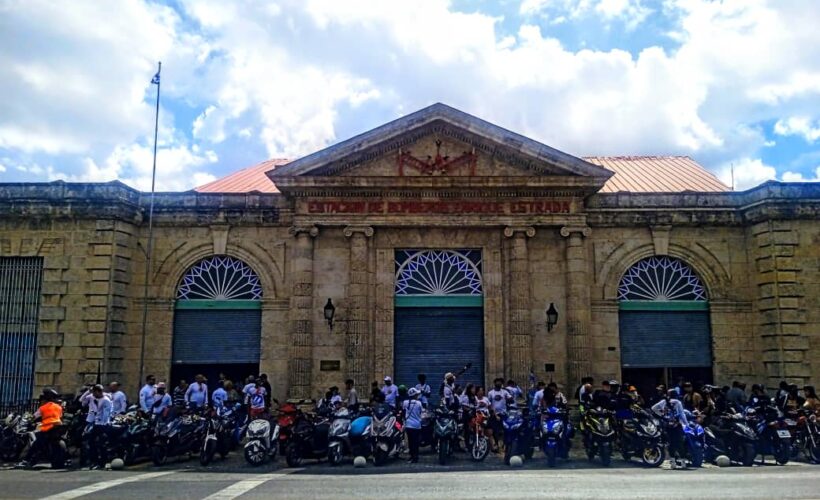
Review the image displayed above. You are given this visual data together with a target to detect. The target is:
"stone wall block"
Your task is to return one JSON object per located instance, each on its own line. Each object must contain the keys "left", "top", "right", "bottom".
{"left": 39, "top": 306, "right": 66, "bottom": 321}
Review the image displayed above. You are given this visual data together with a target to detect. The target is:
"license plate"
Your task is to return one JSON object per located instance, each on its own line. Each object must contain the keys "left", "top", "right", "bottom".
{"left": 777, "top": 430, "right": 791, "bottom": 438}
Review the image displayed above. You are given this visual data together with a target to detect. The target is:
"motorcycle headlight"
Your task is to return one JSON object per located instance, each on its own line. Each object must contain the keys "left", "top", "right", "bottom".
{"left": 599, "top": 419, "right": 611, "bottom": 434}
{"left": 642, "top": 421, "right": 657, "bottom": 435}
{"left": 552, "top": 421, "right": 564, "bottom": 435}
{"left": 330, "top": 420, "right": 348, "bottom": 436}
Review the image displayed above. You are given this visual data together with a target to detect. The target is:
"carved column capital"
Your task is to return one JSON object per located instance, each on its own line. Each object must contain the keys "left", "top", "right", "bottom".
{"left": 560, "top": 226, "right": 591, "bottom": 238}
{"left": 343, "top": 225, "right": 375, "bottom": 238}
{"left": 289, "top": 225, "right": 319, "bottom": 238}
{"left": 503, "top": 226, "right": 536, "bottom": 238}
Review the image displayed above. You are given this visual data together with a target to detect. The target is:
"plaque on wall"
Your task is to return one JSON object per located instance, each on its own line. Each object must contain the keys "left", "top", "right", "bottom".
{"left": 320, "top": 360, "right": 341, "bottom": 372}
{"left": 544, "top": 363, "right": 555, "bottom": 373}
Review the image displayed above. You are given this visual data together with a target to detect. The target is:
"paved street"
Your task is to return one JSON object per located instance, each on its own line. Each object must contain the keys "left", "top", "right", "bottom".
{"left": 0, "top": 453, "right": 817, "bottom": 500}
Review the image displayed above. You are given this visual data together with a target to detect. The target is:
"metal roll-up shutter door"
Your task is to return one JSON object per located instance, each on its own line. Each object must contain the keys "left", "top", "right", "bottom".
{"left": 394, "top": 307, "right": 484, "bottom": 398}
{"left": 619, "top": 310, "right": 712, "bottom": 368}
{"left": 172, "top": 309, "right": 261, "bottom": 364}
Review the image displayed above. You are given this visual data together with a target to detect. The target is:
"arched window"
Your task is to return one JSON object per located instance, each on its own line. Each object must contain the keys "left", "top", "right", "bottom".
{"left": 172, "top": 256, "right": 262, "bottom": 387}
{"left": 177, "top": 256, "right": 262, "bottom": 301}
{"left": 618, "top": 256, "right": 706, "bottom": 302}
{"left": 395, "top": 250, "right": 482, "bottom": 296}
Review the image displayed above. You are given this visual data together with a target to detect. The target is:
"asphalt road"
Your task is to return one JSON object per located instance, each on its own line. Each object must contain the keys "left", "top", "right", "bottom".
{"left": 0, "top": 452, "right": 817, "bottom": 500}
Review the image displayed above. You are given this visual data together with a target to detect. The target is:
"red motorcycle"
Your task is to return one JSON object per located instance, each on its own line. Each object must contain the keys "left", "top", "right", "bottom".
{"left": 276, "top": 402, "right": 299, "bottom": 454}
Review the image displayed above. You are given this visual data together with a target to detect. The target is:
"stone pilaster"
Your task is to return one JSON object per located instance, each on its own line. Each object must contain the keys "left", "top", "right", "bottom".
{"left": 503, "top": 226, "right": 535, "bottom": 384}
{"left": 561, "top": 225, "right": 592, "bottom": 388}
{"left": 287, "top": 225, "right": 318, "bottom": 399}
{"left": 751, "top": 221, "right": 808, "bottom": 385}
{"left": 343, "top": 225, "right": 374, "bottom": 388}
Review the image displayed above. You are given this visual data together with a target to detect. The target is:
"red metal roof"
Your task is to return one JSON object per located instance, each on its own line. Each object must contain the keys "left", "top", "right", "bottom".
{"left": 194, "top": 156, "right": 729, "bottom": 194}
{"left": 584, "top": 156, "right": 730, "bottom": 193}
{"left": 195, "top": 159, "right": 289, "bottom": 193}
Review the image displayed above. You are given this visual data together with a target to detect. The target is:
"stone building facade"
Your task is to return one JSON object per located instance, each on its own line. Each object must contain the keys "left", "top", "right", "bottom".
{"left": 0, "top": 104, "right": 818, "bottom": 405}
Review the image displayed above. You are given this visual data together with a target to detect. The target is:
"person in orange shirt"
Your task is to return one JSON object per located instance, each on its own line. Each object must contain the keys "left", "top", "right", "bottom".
{"left": 16, "top": 388, "right": 64, "bottom": 468}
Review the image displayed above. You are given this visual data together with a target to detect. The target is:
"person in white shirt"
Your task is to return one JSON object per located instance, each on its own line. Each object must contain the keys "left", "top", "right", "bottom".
{"left": 505, "top": 380, "right": 523, "bottom": 405}
{"left": 345, "top": 379, "right": 359, "bottom": 412}
{"left": 185, "top": 374, "right": 208, "bottom": 409}
{"left": 652, "top": 389, "right": 689, "bottom": 468}
{"left": 212, "top": 381, "right": 228, "bottom": 409}
{"left": 415, "top": 374, "right": 432, "bottom": 408}
{"left": 139, "top": 375, "right": 156, "bottom": 413}
{"left": 488, "top": 379, "right": 512, "bottom": 416}
{"left": 151, "top": 382, "right": 173, "bottom": 416}
{"left": 381, "top": 376, "right": 398, "bottom": 407}
{"left": 402, "top": 388, "right": 424, "bottom": 463}
{"left": 249, "top": 381, "right": 267, "bottom": 418}
{"left": 242, "top": 376, "right": 257, "bottom": 405}
{"left": 442, "top": 372, "right": 457, "bottom": 408}
{"left": 108, "top": 381, "right": 127, "bottom": 416}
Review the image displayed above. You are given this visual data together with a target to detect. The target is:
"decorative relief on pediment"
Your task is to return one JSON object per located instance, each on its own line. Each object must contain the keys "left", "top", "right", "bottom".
{"left": 398, "top": 139, "right": 476, "bottom": 176}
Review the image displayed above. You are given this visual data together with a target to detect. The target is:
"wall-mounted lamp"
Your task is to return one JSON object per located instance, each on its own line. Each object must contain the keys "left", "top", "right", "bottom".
{"left": 546, "top": 302, "right": 558, "bottom": 332}
{"left": 323, "top": 298, "right": 336, "bottom": 331}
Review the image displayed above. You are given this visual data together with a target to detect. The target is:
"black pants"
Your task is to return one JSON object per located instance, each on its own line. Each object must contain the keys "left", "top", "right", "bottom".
{"left": 667, "top": 426, "right": 684, "bottom": 459}
{"left": 88, "top": 425, "right": 108, "bottom": 467}
{"left": 406, "top": 427, "right": 420, "bottom": 461}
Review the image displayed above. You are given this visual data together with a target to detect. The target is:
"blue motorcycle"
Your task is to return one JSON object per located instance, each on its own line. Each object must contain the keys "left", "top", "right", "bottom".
{"left": 681, "top": 411, "right": 705, "bottom": 468}
{"left": 502, "top": 407, "right": 535, "bottom": 465}
{"left": 540, "top": 406, "right": 572, "bottom": 467}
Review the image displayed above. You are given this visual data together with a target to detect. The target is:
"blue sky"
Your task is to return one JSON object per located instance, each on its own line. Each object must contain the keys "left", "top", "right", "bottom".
{"left": 1, "top": 0, "right": 819, "bottom": 190}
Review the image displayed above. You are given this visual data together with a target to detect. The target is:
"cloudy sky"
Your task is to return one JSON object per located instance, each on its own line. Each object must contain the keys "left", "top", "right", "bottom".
{"left": 1, "top": 0, "right": 819, "bottom": 191}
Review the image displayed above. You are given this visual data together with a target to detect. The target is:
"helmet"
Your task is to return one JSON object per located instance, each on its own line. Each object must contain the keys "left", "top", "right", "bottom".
{"left": 383, "top": 376, "right": 392, "bottom": 383}
{"left": 609, "top": 380, "right": 619, "bottom": 386}
{"left": 444, "top": 372, "right": 454, "bottom": 380}
{"left": 408, "top": 388, "right": 420, "bottom": 398}
{"left": 41, "top": 388, "right": 59, "bottom": 401}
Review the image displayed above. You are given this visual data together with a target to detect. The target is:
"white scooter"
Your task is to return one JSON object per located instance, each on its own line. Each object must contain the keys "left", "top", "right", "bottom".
{"left": 244, "top": 417, "right": 280, "bottom": 466}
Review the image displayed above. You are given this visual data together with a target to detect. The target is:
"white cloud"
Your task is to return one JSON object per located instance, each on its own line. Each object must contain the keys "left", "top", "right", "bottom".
{"left": 2, "top": 0, "right": 820, "bottom": 188}
{"left": 773, "top": 117, "right": 820, "bottom": 143}
{"left": 781, "top": 166, "right": 820, "bottom": 182}
{"left": 717, "top": 157, "right": 776, "bottom": 190}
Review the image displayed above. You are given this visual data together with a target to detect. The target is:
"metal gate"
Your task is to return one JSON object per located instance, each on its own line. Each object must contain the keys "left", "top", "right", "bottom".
{"left": 619, "top": 310, "right": 712, "bottom": 368}
{"left": 172, "top": 308, "right": 262, "bottom": 364}
{"left": 394, "top": 307, "right": 484, "bottom": 399}
{"left": 0, "top": 257, "right": 43, "bottom": 409}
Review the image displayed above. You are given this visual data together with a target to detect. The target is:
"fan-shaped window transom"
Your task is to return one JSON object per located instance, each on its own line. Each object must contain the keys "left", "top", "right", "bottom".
{"left": 177, "top": 256, "right": 262, "bottom": 301}
{"left": 395, "top": 250, "right": 482, "bottom": 296}
{"left": 618, "top": 256, "right": 706, "bottom": 302}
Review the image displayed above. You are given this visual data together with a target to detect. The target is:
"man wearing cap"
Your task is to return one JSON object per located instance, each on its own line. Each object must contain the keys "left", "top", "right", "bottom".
{"left": 83, "top": 384, "right": 112, "bottom": 469}
{"left": 109, "top": 381, "right": 127, "bottom": 416}
{"left": 381, "top": 376, "right": 398, "bottom": 408}
{"left": 151, "top": 382, "right": 173, "bottom": 416}
{"left": 442, "top": 372, "right": 457, "bottom": 408}
{"left": 592, "top": 380, "right": 614, "bottom": 409}
{"left": 402, "top": 388, "right": 423, "bottom": 463}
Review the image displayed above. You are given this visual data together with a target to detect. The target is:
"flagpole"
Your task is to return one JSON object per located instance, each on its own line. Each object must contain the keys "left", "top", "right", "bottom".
{"left": 138, "top": 61, "right": 161, "bottom": 395}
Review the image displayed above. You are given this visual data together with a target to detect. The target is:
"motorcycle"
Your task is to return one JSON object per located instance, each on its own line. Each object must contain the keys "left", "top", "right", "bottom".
{"left": 201, "top": 404, "right": 240, "bottom": 466}
{"left": 327, "top": 407, "right": 352, "bottom": 465}
{"left": 502, "top": 407, "right": 534, "bottom": 465}
{"left": 466, "top": 407, "right": 490, "bottom": 462}
{"left": 581, "top": 406, "right": 615, "bottom": 466}
{"left": 22, "top": 423, "right": 69, "bottom": 469}
{"left": 704, "top": 411, "right": 757, "bottom": 466}
{"left": 244, "top": 415, "right": 280, "bottom": 466}
{"left": 792, "top": 410, "right": 820, "bottom": 463}
{"left": 434, "top": 405, "right": 458, "bottom": 466}
{"left": 681, "top": 414, "right": 706, "bottom": 468}
{"left": 152, "top": 410, "right": 206, "bottom": 466}
{"left": 285, "top": 410, "right": 330, "bottom": 467}
{"left": 371, "top": 404, "right": 404, "bottom": 466}
{"left": 0, "top": 413, "right": 30, "bottom": 462}
{"left": 419, "top": 408, "right": 435, "bottom": 450}
{"left": 540, "top": 406, "right": 572, "bottom": 468}
{"left": 748, "top": 404, "right": 790, "bottom": 465}
{"left": 617, "top": 407, "right": 664, "bottom": 467}
{"left": 275, "top": 402, "right": 299, "bottom": 455}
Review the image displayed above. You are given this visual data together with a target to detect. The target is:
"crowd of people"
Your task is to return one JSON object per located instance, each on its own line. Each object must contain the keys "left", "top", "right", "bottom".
{"left": 15, "top": 368, "right": 819, "bottom": 469}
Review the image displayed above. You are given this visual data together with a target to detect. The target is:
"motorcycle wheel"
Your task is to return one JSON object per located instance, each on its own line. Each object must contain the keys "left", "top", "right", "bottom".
{"left": 546, "top": 446, "right": 557, "bottom": 468}
{"left": 123, "top": 446, "right": 137, "bottom": 466}
{"left": 808, "top": 445, "right": 820, "bottom": 464}
{"left": 244, "top": 443, "right": 267, "bottom": 467}
{"left": 328, "top": 445, "right": 343, "bottom": 466}
{"left": 690, "top": 444, "right": 704, "bottom": 468}
{"left": 741, "top": 443, "right": 756, "bottom": 467}
{"left": 641, "top": 446, "right": 664, "bottom": 468}
{"left": 438, "top": 439, "right": 449, "bottom": 466}
{"left": 151, "top": 445, "right": 168, "bottom": 466}
{"left": 285, "top": 443, "right": 302, "bottom": 468}
{"left": 374, "top": 447, "right": 389, "bottom": 467}
{"left": 600, "top": 443, "right": 611, "bottom": 467}
{"left": 200, "top": 439, "right": 216, "bottom": 466}
{"left": 774, "top": 442, "right": 789, "bottom": 465}
{"left": 471, "top": 436, "right": 489, "bottom": 462}
{"left": 218, "top": 440, "right": 230, "bottom": 459}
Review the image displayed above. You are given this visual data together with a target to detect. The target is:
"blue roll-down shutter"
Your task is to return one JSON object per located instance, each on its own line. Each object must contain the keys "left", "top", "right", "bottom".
{"left": 619, "top": 310, "right": 712, "bottom": 368}
{"left": 394, "top": 307, "right": 484, "bottom": 401}
{"left": 172, "top": 309, "right": 261, "bottom": 364}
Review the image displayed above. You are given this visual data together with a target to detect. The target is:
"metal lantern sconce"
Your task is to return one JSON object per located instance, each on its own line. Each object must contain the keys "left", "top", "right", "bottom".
{"left": 546, "top": 302, "right": 558, "bottom": 332}
{"left": 324, "top": 298, "right": 336, "bottom": 331}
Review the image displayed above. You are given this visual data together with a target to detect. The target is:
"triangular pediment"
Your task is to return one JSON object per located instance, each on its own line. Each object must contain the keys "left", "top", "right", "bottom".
{"left": 269, "top": 103, "right": 612, "bottom": 194}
